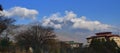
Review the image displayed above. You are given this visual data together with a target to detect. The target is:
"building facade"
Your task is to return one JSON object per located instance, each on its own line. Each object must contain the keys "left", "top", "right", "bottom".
{"left": 86, "top": 32, "right": 120, "bottom": 47}
{"left": 64, "top": 41, "right": 83, "bottom": 48}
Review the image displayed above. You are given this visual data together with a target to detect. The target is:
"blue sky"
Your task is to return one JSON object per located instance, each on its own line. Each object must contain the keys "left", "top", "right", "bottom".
{"left": 0, "top": 0, "right": 120, "bottom": 43}
{"left": 0, "top": 0, "right": 120, "bottom": 26}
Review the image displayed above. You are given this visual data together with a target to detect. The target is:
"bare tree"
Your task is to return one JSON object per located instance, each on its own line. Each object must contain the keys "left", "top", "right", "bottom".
{"left": 0, "top": 5, "right": 15, "bottom": 53}
{"left": 15, "top": 25, "right": 57, "bottom": 53}
{"left": 0, "top": 5, "right": 15, "bottom": 34}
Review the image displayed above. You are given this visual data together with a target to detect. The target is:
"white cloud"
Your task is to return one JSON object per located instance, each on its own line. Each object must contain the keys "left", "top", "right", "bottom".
{"left": 2, "top": 7, "right": 38, "bottom": 19}
{"left": 72, "top": 16, "right": 111, "bottom": 31}
{"left": 42, "top": 11, "right": 112, "bottom": 31}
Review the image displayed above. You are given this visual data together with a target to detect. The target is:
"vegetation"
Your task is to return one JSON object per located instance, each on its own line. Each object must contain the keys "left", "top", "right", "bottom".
{"left": 82, "top": 38, "right": 120, "bottom": 53}
{"left": 0, "top": 4, "right": 120, "bottom": 53}
{"left": 15, "top": 25, "right": 58, "bottom": 53}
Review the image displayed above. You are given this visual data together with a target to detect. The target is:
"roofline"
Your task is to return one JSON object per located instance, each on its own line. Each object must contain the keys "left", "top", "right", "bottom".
{"left": 86, "top": 35, "right": 120, "bottom": 39}
{"left": 96, "top": 32, "right": 112, "bottom": 35}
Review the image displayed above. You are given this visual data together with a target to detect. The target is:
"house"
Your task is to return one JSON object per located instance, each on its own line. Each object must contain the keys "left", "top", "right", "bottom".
{"left": 63, "top": 41, "right": 83, "bottom": 48}
{"left": 86, "top": 32, "right": 120, "bottom": 47}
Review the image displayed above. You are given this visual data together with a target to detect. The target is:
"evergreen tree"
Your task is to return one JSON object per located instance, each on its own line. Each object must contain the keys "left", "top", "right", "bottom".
{"left": 89, "top": 38, "right": 119, "bottom": 53}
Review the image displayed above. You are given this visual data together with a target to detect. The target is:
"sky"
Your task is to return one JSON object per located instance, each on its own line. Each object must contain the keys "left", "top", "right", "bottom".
{"left": 0, "top": 0, "right": 120, "bottom": 43}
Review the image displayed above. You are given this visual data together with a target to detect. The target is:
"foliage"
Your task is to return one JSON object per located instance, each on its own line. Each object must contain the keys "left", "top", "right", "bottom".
{"left": 88, "top": 38, "right": 119, "bottom": 53}
{"left": 0, "top": 37, "right": 13, "bottom": 52}
{"left": 0, "top": 5, "right": 15, "bottom": 53}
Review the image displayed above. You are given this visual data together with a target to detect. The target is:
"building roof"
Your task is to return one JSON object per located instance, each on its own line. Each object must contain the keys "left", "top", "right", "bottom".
{"left": 96, "top": 32, "right": 112, "bottom": 35}
{"left": 87, "top": 32, "right": 120, "bottom": 39}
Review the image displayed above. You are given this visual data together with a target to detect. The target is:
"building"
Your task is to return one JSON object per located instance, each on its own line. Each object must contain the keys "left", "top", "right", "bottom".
{"left": 86, "top": 32, "right": 120, "bottom": 47}
{"left": 63, "top": 41, "right": 83, "bottom": 48}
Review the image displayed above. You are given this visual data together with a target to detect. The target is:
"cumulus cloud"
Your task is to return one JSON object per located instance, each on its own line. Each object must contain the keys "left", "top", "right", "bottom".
{"left": 42, "top": 11, "right": 112, "bottom": 31}
{"left": 1, "top": 7, "right": 38, "bottom": 19}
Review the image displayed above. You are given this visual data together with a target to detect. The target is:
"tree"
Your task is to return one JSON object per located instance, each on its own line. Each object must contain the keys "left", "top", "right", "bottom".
{"left": 43, "top": 39, "right": 60, "bottom": 53}
{"left": 89, "top": 38, "right": 119, "bottom": 53}
{"left": 0, "top": 5, "right": 15, "bottom": 34}
{"left": 0, "top": 5, "right": 15, "bottom": 53}
{"left": 59, "top": 41, "right": 72, "bottom": 53}
{"left": 0, "top": 4, "right": 3, "bottom": 11}
{"left": 15, "top": 25, "right": 57, "bottom": 53}
{"left": 0, "top": 37, "right": 13, "bottom": 53}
